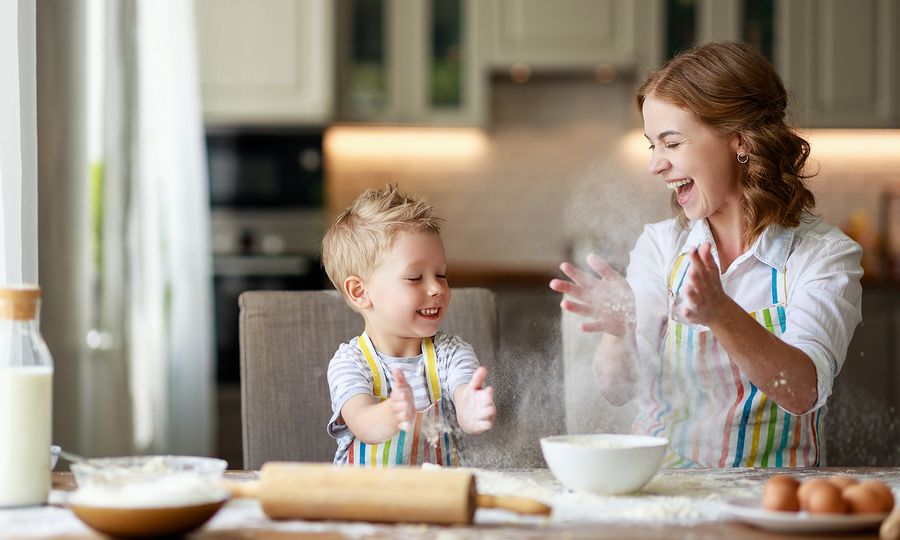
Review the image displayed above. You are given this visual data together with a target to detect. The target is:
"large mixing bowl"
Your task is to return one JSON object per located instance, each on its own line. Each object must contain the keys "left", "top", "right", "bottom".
{"left": 68, "top": 455, "right": 229, "bottom": 538}
{"left": 541, "top": 434, "right": 668, "bottom": 495}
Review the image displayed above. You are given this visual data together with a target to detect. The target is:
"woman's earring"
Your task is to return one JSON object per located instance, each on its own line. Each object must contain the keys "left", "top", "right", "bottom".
{"left": 737, "top": 152, "right": 749, "bottom": 164}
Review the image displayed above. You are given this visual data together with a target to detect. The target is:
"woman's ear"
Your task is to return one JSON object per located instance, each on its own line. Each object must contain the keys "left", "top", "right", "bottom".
{"left": 731, "top": 132, "right": 745, "bottom": 154}
{"left": 344, "top": 276, "right": 371, "bottom": 310}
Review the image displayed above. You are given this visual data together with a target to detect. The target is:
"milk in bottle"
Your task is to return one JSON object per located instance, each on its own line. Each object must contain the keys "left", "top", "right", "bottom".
{"left": 0, "top": 286, "right": 54, "bottom": 507}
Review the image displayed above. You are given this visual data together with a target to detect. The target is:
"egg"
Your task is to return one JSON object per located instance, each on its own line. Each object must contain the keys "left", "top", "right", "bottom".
{"left": 797, "top": 478, "right": 830, "bottom": 511}
{"left": 760, "top": 475, "right": 801, "bottom": 512}
{"left": 806, "top": 482, "right": 847, "bottom": 514}
{"left": 843, "top": 483, "right": 886, "bottom": 514}
{"left": 762, "top": 481, "right": 800, "bottom": 512}
{"left": 766, "top": 475, "right": 801, "bottom": 491}
{"left": 827, "top": 475, "right": 858, "bottom": 490}
{"left": 858, "top": 480, "right": 895, "bottom": 512}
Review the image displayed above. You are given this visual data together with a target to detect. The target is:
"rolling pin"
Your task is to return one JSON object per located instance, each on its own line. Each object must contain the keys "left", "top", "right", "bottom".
{"left": 226, "top": 462, "right": 551, "bottom": 525}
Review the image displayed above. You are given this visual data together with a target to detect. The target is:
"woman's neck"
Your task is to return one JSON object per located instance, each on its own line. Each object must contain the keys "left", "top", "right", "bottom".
{"left": 707, "top": 206, "right": 749, "bottom": 273}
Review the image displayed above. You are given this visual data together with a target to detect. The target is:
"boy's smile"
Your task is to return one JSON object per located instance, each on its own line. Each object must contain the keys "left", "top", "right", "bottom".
{"left": 358, "top": 230, "right": 451, "bottom": 357}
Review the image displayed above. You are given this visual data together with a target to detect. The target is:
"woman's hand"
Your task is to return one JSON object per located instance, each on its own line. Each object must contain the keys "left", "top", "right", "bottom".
{"left": 454, "top": 367, "right": 495, "bottom": 434}
{"left": 680, "top": 242, "right": 732, "bottom": 325}
{"left": 549, "top": 253, "right": 636, "bottom": 336}
{"left": 389, "top": 368, "right": 416, "bottom": 431}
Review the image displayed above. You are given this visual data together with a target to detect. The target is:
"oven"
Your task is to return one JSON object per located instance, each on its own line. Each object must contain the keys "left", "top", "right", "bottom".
{"left": 207, "top": 128, "right": 329, "bottom": 384}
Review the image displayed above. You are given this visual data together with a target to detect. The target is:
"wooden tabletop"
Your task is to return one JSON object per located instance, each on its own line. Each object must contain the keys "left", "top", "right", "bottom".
{"left": 4, "top": 467, "right": 898, "bottom": 539}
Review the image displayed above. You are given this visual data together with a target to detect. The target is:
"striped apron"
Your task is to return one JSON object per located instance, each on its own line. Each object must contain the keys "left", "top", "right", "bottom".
{"left": 347, "top": 333, "right": 459, "bottom": 467}
{"left": 633, "top": 253, "right": 822, "bottom": 468}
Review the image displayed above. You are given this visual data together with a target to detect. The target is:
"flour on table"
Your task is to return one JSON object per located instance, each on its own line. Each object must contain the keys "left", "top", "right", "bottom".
{"left": 472, "top": 469, "right": 760, "bottom": 526}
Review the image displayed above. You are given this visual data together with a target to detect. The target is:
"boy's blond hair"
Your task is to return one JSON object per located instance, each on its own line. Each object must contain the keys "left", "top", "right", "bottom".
{"left": 322, "top": 185, "right": 444, "bottom": 299}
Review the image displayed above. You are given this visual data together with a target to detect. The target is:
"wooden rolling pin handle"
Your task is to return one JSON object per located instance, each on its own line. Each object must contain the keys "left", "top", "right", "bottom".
{"left": 475, "top": 494, "right": 551, "bottom": 516}
{"left": 881, "top": 506, "right": 900, "bottom": 540}
{"left": 223, "top": 480, "right": 261, "bottom": 499}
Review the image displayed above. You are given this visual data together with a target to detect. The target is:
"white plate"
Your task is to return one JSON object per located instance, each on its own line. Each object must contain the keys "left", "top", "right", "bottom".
{"left": 724, "top": 497, "right": 887, "bottom": 533}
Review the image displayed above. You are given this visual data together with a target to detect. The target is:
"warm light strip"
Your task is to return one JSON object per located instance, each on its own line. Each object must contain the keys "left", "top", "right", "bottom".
{"left": 803, "top": 130, "right": 900, "bottom": 161}
{"left": 325, "top": 126, "right": 489, "bottom": 161}
{"left": 620, "top": 128, "right": 900, "bottom": 166}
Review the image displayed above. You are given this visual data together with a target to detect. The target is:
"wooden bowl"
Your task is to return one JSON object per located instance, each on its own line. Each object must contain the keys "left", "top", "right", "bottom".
{"left": 69, "top": 497, "right": 226, "bottom": 538}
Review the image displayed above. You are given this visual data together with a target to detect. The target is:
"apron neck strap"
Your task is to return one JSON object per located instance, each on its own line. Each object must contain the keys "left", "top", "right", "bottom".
{"left": 359, "top": 332, "right": 440, "bottom": 402}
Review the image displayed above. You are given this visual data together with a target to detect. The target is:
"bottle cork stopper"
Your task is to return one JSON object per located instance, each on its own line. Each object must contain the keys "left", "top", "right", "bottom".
{"left": 0, "top": 286, "right": 42, "bottom": 320}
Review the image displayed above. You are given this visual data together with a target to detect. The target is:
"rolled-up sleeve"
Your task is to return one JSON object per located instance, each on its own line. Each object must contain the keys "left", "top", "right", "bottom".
{"left": 782, "top": 238, "right": 863, "bottom": 413}
{"left": 626, "top": 222, "right": 679, "bottom": 371}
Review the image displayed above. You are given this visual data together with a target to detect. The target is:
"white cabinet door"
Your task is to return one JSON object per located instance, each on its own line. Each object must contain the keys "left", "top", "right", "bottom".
{"left": 194, "top": 0, "right": 334, "bottom": 125}
{"left": 482, "top": 0, "right": 638, "bottom": 68}
{"left": 337, "top": 0, "right": 485, "bottom": 125}
{"left": 780, "top": 0, "right": 898, "bottom": 127}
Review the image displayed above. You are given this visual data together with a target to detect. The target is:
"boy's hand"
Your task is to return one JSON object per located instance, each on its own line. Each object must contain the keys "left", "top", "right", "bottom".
{"left": 454, "top": 367, "right": 495, "bottom": 434}
{"left": 390, "top": 368, "right": 416, "bottom": 431}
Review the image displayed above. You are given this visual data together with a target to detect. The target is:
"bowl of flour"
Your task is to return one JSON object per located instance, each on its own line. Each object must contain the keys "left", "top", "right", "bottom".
{"left": 68, "top": 455, "right": 228, "bottom": 537}
{"left": 541, "top": 434, "right": 668, "bottom": 495}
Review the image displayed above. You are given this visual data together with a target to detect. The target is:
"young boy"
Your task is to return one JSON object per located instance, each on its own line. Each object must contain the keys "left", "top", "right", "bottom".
{"left": 322, "top": 185, "right": 495, "bottom": 466}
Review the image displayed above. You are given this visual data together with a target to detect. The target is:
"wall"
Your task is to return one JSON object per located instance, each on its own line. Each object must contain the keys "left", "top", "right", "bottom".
{"left": 326, "top": 75, "right": 653, "bottom": 273}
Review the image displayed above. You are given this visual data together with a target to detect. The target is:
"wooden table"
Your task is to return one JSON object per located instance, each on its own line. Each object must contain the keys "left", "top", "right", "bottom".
{"left": 1, "top": 468, "right": 897, "bottom": 539}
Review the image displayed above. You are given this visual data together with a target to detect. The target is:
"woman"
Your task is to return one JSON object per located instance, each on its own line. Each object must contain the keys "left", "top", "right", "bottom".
{"left": 550, "top": 42, "right": 863, "bottom": 468}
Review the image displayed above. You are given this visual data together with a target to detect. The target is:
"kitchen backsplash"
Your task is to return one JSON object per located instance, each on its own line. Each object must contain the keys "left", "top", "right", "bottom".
{"left": 326, "top": 77, "right": 900, "bottom": 282}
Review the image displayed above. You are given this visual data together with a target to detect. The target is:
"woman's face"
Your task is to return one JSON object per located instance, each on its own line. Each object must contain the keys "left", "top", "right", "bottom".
{"left": 642, "top": 95, "right": 743, "bottom": 222}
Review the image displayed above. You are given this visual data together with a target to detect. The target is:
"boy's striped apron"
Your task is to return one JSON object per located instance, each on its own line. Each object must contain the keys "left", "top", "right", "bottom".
{"left": 347, "top": 333, "right": 459, "bottom": 467}
{"left": 633, "top": 252, "right": 823, "bottom": 468}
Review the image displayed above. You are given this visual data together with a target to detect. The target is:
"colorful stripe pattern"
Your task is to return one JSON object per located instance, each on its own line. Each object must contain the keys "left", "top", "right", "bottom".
{"left": 347, "top": 334, "right": 460, "bottom": 467}
{"left": 633, "top": 253, "right": 822, "bottom": 467}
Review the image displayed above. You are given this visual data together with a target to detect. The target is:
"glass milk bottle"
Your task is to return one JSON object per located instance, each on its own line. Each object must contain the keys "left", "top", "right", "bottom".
{"left": 0, "top": 286, "right": 53, "bottom": 507}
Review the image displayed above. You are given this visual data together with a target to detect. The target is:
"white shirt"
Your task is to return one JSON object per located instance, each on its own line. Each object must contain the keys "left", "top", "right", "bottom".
{"left": 627, "top": 215, "right": 863, "bottom": 413}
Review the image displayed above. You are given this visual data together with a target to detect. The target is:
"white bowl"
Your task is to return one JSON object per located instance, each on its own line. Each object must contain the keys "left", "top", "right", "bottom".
{"left": 540, "top": 434, "right": 668, "bottom": 495}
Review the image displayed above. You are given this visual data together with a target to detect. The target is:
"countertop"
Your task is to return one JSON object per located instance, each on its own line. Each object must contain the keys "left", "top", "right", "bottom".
{"left": 2, "top": 467, "right": 898, "bottom": 539}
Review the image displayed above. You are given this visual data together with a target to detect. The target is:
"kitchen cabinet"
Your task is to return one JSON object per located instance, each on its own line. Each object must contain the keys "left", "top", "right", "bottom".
{"left": 479, "top": 0, "right": 640, "bottom": 70}
{"left": 336, "top": 0, "right": 485, "bottom": 125}
{"left": 657, "top": 0, "right": 899, "bottom": 128}
{"left": 194, "top": 0, "right": 334, "bottom": 125}
{"left": 777, "top": 0, "right": 899, "bottom": 128}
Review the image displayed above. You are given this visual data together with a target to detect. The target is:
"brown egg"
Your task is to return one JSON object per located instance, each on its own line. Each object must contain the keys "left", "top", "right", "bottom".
{"left": 766, "top": 475, "right": 801, "bottom": 491}
{"left": 762, "top": 482, "right": 800, "bottom": 512}
{"left": 761, "top": 475, "right": 801, "bottom": 512}
{"left": 798, "top": 478, "right": 830, "bottom": 511}
{"left": 858, "top": 480, "right": 895, "bottom": 512}
{"left": 827, "top": 475, "right": 858, "bottom": 490}
{"left": 806, "top": 482, "right": 847, "bottom": 514}
{"left": 843, "top": 483, "right": 886, "bottom": 514}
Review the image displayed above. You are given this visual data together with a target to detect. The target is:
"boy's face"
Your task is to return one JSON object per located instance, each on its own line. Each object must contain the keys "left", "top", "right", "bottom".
{"left": 360, "top": 230, "right": 451, "bottom": 356}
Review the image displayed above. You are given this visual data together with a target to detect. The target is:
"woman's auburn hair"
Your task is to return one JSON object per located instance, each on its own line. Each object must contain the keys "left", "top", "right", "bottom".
{"left": 636, "top": 41, "right": 816, "bottom": 245}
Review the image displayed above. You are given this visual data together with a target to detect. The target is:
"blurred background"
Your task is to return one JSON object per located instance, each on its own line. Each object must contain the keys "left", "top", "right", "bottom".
{"left": 18, "top": 0, "right": 900, "bottom": 468}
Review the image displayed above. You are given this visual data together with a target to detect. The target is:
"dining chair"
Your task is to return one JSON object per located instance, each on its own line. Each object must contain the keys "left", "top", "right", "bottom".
{"left": 238, "top": 288, "right": 499, "bottom": 470}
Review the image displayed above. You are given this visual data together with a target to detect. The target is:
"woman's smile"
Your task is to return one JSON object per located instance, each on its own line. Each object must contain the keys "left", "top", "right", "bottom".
{"left": 666, "top": 178, "right": 695, "bottom": 206}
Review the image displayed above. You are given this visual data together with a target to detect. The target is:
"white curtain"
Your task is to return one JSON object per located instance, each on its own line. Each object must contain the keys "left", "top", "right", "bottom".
{"left": 128, "top": 0, "right": 214, "bottom": 455}
{"left": 98, "top": 0, "right": 214, "bottom": 455}
{"left": 36, "top": 0, "right": 214, "bottom": 457}
{"left": 0, "top": 0, "right": 37, "bottom": 285}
